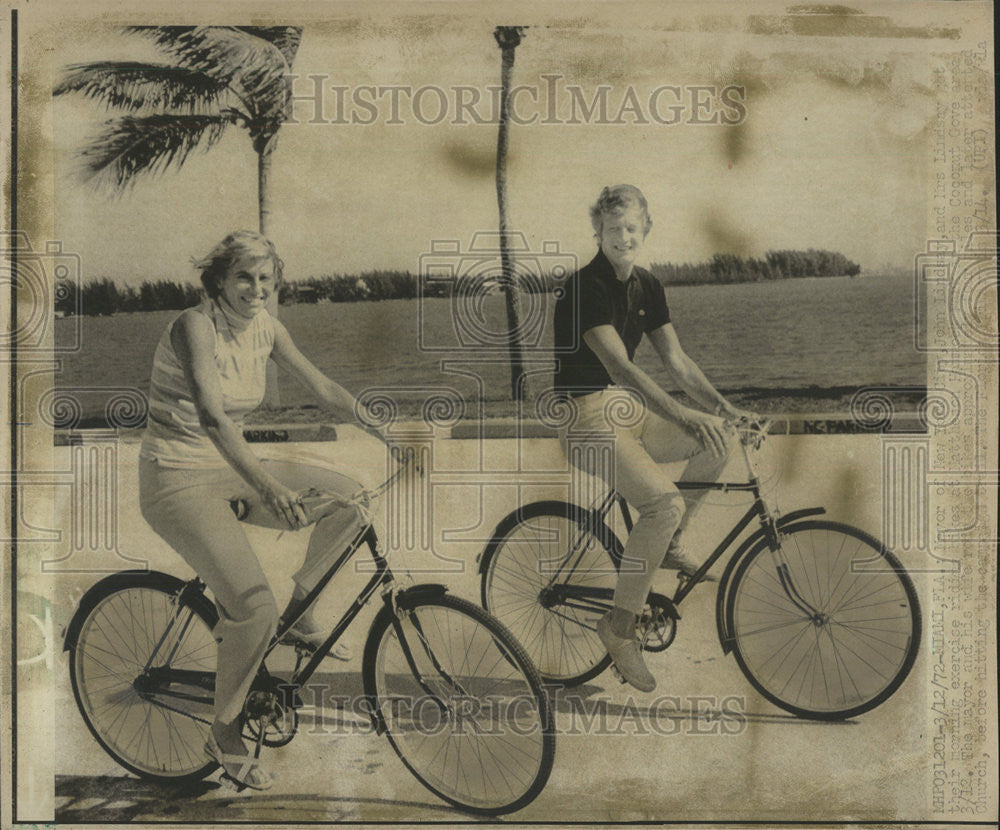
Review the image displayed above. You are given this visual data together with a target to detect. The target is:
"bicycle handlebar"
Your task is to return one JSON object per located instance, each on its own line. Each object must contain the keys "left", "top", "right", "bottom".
{"left": 355, "top": 453, "right": 416, "bottom": 504}
{"left": 727, "top": 415, "right": 773, "bottom": 451}
{"left": 296, "top": 448, "right": 421, "bottom": 524}
{"left": 298, "top": 419, "right": 772, "bottom": 525}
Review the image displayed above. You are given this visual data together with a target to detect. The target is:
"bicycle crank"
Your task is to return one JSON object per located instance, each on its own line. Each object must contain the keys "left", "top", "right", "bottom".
{"left": 638, "top": 593, "right": 679, "bottom": 653}
{"left": 243, "top": 676, "right": 301, "bottom": 748}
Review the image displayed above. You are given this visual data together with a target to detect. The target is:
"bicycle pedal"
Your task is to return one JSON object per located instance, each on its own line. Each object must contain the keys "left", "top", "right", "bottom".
{"left": 609, "top": 663, "right": 627, "bottom": 685}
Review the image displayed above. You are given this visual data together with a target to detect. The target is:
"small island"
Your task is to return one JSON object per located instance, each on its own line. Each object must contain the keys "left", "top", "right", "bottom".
{"left": 650, "top": 249, "right": 861, "bottom": 286}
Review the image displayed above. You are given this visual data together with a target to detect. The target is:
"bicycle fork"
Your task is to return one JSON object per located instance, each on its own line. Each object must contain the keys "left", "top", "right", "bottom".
{"left": 386, "top": 587, "right": 469, "bottom": 701}
{"left": 761, "top": 520, "right": 824, "bottom": 622}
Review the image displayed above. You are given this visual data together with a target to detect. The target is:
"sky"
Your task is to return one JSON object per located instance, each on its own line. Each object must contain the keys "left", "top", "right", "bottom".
{"left": 38, "top": 1, "right": 985, "bottom": 285}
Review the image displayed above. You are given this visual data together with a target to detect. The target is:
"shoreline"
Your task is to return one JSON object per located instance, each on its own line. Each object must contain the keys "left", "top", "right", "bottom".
{"left": 50, "top": 386, "right": 928, "bottom": 434}
{"left": 55, "top": 410, "right": 929, "bottom": 446}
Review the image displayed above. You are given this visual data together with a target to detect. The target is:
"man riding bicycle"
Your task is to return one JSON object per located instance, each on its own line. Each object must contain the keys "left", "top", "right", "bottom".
{"left": 552, "top": 184, "right": 753, "bottom": 693}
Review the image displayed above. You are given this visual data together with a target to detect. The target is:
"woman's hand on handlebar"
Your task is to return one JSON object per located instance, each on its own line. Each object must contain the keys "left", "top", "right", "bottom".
{"left": 259, "top": 480, "right": 310, "bottom": 529}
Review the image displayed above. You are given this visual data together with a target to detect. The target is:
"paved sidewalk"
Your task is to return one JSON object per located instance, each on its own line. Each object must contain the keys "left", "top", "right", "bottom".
{"left": 22, "top": 430, "right": 930, "bottom": 823}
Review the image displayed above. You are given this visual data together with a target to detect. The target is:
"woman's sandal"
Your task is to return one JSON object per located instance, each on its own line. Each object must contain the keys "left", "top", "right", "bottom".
{"left": 205, "top": 731, "right": 272, "bottom": 792}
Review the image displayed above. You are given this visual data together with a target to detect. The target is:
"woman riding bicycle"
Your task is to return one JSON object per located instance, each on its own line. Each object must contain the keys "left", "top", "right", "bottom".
{"left": 552, "top": 185, "right": 753, "bottom": 693}
{"left": 139, "top": 230, "right": 389, "bottom": 790}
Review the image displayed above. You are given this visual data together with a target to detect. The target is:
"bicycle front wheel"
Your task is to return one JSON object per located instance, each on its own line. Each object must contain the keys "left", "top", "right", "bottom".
{"left": 727, "top": 521, "right": 921, "bottom": 719}
{"left": 480, "top": 501, "right": 619, "bottom": 686}
{"left": 363, "top": 592, "right": 555, "bottom": 816}
{"left": 68, "top": 572, "right": 219, "bottom": 781}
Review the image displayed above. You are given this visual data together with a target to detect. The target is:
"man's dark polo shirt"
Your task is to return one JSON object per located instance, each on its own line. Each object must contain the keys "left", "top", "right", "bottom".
{"left": 552, "top": 248, "right": 670, "bottom": 396}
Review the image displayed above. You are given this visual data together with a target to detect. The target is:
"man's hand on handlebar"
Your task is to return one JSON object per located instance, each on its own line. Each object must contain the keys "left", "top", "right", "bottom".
{"left": 685, "top": 410, "right": 730, "bottom": 458}
{"left": 719, "top": 403, "right": 758, "bottom": 424}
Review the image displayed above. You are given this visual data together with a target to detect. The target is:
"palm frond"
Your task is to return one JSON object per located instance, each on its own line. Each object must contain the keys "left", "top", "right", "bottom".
{"left": 54, "top": 62, "right": 228, "bottom": 113}
{"left": 235, "top": 27, "right": 302, "bottom": 67}
{"left": 77, "top": 113, "right": 234, "bottom": 191}
{"left": 125, "top": 26, "right": 297, "bottom": 132}
{"left": 126, "top": 26, "right": 290, "bottom": 85}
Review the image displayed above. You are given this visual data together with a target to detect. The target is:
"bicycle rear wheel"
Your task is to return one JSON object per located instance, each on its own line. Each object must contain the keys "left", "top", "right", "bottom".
{"left": 363, "top": 592, "right": 555, "bottom": 815}
{"left": 727, "top": 521, "right": 920, "bottom": 719}
{"left": 68, "top": 572, "right": 219, "bottom": 781}
{"left": 480, "top": 501, "right": 619, "bottom": 686}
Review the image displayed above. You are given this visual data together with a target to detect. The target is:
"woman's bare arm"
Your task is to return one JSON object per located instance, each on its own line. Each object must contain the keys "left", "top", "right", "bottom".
{"left": 269, "top": 319, "right": 388, "bottom": 444}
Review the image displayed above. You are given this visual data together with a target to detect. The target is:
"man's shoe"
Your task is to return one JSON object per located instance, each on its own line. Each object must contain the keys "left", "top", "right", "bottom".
{"left": 596, "top": 613, "right": 656, "bottom": 692}
{"left": 279, "top": 619, "right": 352, "bottom": 661}
{"left": 660, "top": 541, "right": 718, "bottom": 581}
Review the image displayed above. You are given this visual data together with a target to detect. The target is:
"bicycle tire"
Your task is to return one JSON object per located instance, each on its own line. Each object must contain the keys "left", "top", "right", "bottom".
{"left": 363, "top": 592, "right": 555, "bottom": 815}
{"left": 68, "top": 571, "right": 220, "bottom": 781}
{"left": 480, "top": 501, "right": 620, "bottom": 686}
{"left": 726, "top": 520, "right": 921, "bottom": 720}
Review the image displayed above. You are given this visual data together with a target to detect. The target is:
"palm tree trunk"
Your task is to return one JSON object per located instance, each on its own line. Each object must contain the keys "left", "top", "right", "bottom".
{"left": 258, "top": 147, "right": 281, "bottom": 408}
{"left": 495, "top": 27, "right": 526, "bottom": 403}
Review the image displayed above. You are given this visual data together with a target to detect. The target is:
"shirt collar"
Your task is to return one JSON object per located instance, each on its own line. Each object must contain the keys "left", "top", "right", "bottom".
{"left": 212, "top": 295, "right": 255, "bottom": 334}
{"left": 590, "top": 247, "right": 636, "bottom": 287}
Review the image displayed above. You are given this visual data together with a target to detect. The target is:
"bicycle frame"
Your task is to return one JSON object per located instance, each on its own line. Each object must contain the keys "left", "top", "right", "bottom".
{"left": 539, "top": 423, "right": 829, "bottom": 648}
{"left": 116, "top": 523, "right": 380, "bottom": 712}
{"left": 126, "top": 461, "right": 428, "bottom": 709}
{"left": 128, "top": 515, "right": 458, "bottom": 723}
{"left": 598, "top": 478, "right": 769, "bottom": 606}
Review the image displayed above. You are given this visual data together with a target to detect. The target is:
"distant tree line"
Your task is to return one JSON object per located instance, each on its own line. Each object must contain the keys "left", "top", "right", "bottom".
{"left": 57, "top": 278, "right": 204, "bottom": 316}
{"left": 280, "top": 270, "right": 449, "bottom": 304}
{"left": 281, "top": 269, "right": 558, "bottom": 304}
{"left": 57, "top": 249, "right": 861, "bottom": 315}
{"left": 650, "top": 249, "right": 861, "bottom": 285}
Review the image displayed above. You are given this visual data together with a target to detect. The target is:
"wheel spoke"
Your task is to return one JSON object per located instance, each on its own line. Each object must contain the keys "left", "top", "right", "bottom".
{"left": 483, "top": 505, "right": 616, "bottom": 683}
{"left": 72, "top": 582, "right": 215, "bottom": 780}
{"left": 731, "top": 523, "right": 919, "bottom": 718}
{"left": 371, "top": 596, "right": 552, "bottom": 814}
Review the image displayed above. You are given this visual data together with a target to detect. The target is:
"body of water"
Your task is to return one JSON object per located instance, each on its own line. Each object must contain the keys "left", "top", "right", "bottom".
{"left": 53, "top": 273, "right": 923, "bottom": 420}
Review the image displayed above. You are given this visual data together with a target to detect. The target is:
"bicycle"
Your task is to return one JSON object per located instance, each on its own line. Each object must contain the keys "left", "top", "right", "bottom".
{"left": 479, "top": 418, "right": 921, "bottom": 720}
{"left": 64, "top": 458, "right": 555, "bottom": 816}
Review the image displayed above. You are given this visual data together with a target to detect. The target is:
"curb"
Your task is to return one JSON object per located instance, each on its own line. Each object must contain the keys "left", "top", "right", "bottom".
{"left": 53, "top": 413, "right": 926, "bottom": 445}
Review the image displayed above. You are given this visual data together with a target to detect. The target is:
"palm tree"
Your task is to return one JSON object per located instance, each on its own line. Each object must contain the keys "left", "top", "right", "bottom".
{"left": 493, "top": 26, "right": 527, "bottom": 403}
{"left": 54, "top": 25, "right": 301, "bottom": 406}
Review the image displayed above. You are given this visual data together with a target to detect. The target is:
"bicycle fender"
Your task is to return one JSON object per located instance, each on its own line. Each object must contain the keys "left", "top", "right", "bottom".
{"left": 476, "top": 500, "right": 622, "bottom": 574}
{"left": 366, "top": 584, "right": 449, "bottom": 735}
{"left": 714, "top": 507, "right": 826, "bottom": 654}
{"left": 62, "top": 570, "right": 187, "bottom": 651}
{"left": 394, "top": 583, "right": 448, "bottom": 609}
